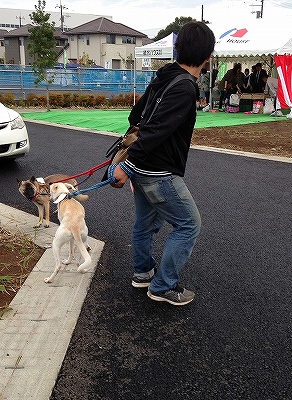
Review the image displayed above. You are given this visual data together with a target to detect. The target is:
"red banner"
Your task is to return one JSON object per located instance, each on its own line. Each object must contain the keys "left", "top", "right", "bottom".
{"left": 274, "top": 54, "right": 292, "bottom": 109}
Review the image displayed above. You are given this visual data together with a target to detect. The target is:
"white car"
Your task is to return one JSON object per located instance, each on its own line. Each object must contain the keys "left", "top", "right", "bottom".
{"left": 0, "top": 103, "right": 30, "bottom": 160}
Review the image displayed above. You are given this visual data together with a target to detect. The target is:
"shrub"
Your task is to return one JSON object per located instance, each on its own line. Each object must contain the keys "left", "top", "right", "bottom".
{"left": 38, "top": 95, "right": 47, "bottom": 107}
{"left": 72, "top": 93, "right": 80, "bottom": 106}
{"left": 49, "top": 92, "right": 64, "bottom": 108}
{"left": 3, "top": 92, "right": 15, "bottom": 106}
{"left": 26, "top": 92, "right": 39, "bottom": 106}
{"left": 108, "top": 94, "right": 125, "bottom": 107}
{"left": 95, "top": 94, "right": 107, "bottom": 106}
{"left": 79, "top": 94, "right": 96, "bottom": 107}
{"left": 63, "top": 92, "right": 73, "bottom": 107}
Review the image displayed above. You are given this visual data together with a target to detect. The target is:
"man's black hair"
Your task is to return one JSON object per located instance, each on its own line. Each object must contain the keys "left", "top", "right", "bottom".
{"left": 175, "top": 21, "right": 215, "bottom": 67}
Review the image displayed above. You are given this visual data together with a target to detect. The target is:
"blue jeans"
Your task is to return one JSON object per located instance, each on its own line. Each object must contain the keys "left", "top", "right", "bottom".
{"left": 131, "top": 174, "right": 201, "bottom": 293}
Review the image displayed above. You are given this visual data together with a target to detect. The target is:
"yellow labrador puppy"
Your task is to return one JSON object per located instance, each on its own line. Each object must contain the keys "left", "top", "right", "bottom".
{"left": 17, "top": 174, "right": 89, "bottom": 228}
{"left": 44, "top": 182, "right": 91, "bottom": 283}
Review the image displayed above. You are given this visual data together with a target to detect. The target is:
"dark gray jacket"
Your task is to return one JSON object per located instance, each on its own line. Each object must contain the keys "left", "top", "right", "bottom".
{"left": 126, "top": 62, "right": 198, "bottom": 176}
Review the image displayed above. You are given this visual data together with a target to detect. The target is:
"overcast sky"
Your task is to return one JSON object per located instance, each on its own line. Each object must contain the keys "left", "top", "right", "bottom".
{"left": 5, "top": 0, "right": 292, "bottom": 37}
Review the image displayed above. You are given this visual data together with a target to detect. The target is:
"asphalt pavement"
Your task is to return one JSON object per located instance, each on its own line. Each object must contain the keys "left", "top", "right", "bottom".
{"left": 0, "top": 121, "right": 292, "bottom": 400}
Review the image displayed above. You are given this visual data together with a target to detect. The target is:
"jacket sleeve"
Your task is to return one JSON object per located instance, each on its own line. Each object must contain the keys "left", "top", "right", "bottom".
{"left": 127, "top": 81, "right": 196, "bottom": 161}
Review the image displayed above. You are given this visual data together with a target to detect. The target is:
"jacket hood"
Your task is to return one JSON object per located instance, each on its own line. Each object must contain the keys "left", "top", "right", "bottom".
{"left": 150, "top": 62, "right": 194, "bottom": 91}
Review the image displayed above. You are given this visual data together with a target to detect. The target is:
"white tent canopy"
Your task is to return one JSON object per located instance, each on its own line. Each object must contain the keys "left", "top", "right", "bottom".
{"left": 133, "top": 32, "right": 177, "bottom": 102}
{"left": 209, "top": 19, "right": 292, "bottom": 108}
{"left": 134, "top": 32, "right": 177, "bottom": 60}
{"left": 212, "top": 19, "right": 292, "bottom": 58}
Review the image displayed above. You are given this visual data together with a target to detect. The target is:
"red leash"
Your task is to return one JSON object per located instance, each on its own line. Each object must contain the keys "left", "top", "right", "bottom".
{"left": 51, "top": 159, "right": 111, "bottom": 184}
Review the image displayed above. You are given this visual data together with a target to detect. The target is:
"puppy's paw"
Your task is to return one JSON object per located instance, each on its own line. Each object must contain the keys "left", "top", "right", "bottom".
{"left": 62, "top": 258, "right": 71, "bottom": 265}
{"left": 77, "top": 266, "right": 88, "bottom": 274}
{"left": 44, "top": 277, "right": 52, "bottom": 283}
{"left": 44, "top": 224, "right": 50, "bottom": 228}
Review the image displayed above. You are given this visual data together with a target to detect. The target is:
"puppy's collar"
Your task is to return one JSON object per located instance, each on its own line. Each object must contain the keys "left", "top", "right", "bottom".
{"left": 53, "top": 193, "right": 68, "bottom": 204}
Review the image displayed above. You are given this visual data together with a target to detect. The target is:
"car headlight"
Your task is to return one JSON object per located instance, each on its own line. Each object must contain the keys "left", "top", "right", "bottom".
{"left": 10, "top": 115, "right": 25, "bottom": 130}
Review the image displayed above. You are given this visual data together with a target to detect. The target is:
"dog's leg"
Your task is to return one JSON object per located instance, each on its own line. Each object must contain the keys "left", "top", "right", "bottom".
{"left": 33, "top": 203, "right": 45, "bottom": 228}
{"left": 44, "top": 229, "right": 66, "bottom": 283}
{"left": 62, "top": 238, "right": 75, "bottom": 265}
{"left": 76, "top": 229, "right": 92, "bottom": 274}
{"left": 43, "top": 201, "right": 50, "bottom": 228}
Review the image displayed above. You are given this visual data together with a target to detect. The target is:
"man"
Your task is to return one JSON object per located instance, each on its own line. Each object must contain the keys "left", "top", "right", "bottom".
{"left": 266, "top": 76, "right": 283, "bottom": 116}
{"left": 250, "top": 62, "right": 268, "bottom": 93}
{"left": 113, "top": 21, "right": 216, "bottom": 306}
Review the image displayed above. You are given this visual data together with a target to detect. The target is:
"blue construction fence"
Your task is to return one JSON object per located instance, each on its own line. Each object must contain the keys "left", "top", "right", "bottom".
{"left": 0, "top": 65, "right": 156, "bottom": 99}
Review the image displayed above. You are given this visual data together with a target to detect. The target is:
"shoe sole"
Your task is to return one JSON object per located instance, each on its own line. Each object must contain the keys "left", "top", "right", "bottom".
{"left": 147, "top": 290, "right": 194, "bottom": 306}
{"left": 131, "top": 281, "right": 151, "bottom": 288}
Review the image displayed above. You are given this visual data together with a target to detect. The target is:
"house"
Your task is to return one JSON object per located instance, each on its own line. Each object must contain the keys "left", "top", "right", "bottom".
{"left": 3, "top": 25, "right": 68, "bottom": 65}
{"left": 64, "top": 17, "right": 147, "bottom": 69}
{"left": 0, "top": 29, "right": 8, "bottom": 63}
{"left": 3, "top": 17, "right": 148, "bottom": 70}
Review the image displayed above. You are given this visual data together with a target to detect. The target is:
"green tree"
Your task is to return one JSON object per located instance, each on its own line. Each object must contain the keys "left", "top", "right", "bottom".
{"left": 28, "top": 1, "right": 58, "bottom": 108}
{"left": 153, "top": 17, "right": 194, "bottom": 41}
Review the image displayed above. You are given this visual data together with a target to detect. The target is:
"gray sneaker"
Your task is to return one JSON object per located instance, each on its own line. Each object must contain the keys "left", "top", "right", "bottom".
{"left": 147, "top": 286, "right": 195, "bottom": 306}
{"left": 132, "top": 268, "right": 156, "bottom": 288}
{"left": 270, "top": 110, "right": 283, "bottom": 117}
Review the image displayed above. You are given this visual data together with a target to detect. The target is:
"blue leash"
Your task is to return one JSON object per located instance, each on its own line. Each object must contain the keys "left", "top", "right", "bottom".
{"left": 67, "top": 162, "right": 133, "bottom": 198}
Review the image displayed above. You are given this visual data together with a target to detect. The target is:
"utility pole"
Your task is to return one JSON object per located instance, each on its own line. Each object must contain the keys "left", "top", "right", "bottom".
{"left": 16, "top": 13, "right": 25, "bottom": 27}
{"left": 55, "top": 0, "right": 68, "bottom": 31}
{"left": 260, "top": 0, "right": 264, "bottom": 18}
{"left": 201, "top": 4, "right": 204, "bottom": 22}
{"left": 250, "top": 0, "right": 264, "bottom": 18}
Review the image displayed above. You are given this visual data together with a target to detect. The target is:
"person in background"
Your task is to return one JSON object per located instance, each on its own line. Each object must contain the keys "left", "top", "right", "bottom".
{"left": 197, "top": 67, "right": 210, "bottom": 108}
{"left": 243, "top": 68, "right": 251, "bottom": 92}
{"left": 211, "top": 67, "right": 218, "bottom": 89}
{"left": 113, "top": 21, "right": 216, "bottom": 306}
{"left": 218, "top": 63, "right": 245, "bottom": 110}
{"left": 250, "top": 62, "right": 268, "bottom": 93}
{"left": 265, "top": 76, "right": 284, "bottom": 116}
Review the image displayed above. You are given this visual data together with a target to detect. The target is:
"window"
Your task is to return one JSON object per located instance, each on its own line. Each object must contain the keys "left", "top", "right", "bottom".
{"left": 70, "top": 35, "right": 74, "bottom": 41}
{"left": 106, "top": 34, "right": 116, "bottom": 44}
{"left": 122, "top": 36, "right": 136, "bottom": 44}
{"left": 78, "top": 34, "right": 84, "bottom": 40}
{"left": 86, "top": 34, "right": 90, "bottom": 45}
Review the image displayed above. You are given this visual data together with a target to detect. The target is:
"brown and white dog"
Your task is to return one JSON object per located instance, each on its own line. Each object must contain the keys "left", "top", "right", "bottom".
{"left": 17, "top": 174, "right": 89, "bottom": 228}
{"left": 44, "top": 182, "right": 91, "bottom": 283}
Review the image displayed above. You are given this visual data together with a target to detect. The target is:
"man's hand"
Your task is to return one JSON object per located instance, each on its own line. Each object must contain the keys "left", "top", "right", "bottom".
{"left": 111, "top": 164, "right": 130, "bottom": 188}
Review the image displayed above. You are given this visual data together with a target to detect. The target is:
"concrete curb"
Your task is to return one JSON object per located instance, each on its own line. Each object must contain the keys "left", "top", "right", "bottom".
{"left": 0, "top": 203, "right": 104, "bottom": 399}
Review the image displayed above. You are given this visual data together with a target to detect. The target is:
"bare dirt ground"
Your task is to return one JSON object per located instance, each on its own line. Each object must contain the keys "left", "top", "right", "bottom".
{"left": 1, "top": 119, "right": 291, "bottom": 313}
{"left": 191, "top": 120, "right": 292, "bottom": 158}
{"left": 0, "top": 228, "right": 45, "bottom": 316}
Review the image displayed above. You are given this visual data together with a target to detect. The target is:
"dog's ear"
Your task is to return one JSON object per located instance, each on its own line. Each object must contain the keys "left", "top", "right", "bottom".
{"left": 16, "top": 178, "right": 22, "bottom": 186}
{"left": 64, "top": 183, "right": 76, "bottom": 191}
{"left": 30, "top": 176, "right": 37, "bottom": 183}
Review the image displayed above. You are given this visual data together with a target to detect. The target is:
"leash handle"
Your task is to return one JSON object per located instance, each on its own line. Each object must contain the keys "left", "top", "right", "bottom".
{"left": 67, "top": 162, "right": 133, "bottom": 198}
{"left": 68, "top": 164, "right": 118, "bottom": 198}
